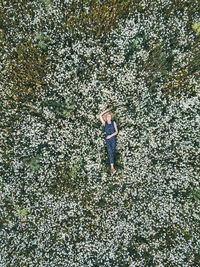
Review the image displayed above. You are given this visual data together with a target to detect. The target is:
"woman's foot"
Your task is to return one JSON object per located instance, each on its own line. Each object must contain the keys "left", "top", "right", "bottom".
{"left": 111, "top": 168, "right": 116, "bottom": 174}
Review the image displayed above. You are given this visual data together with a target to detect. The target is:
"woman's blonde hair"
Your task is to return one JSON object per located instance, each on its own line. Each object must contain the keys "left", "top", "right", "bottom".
{"left": 102, "top": 112, "right": 114, "bottom": 122}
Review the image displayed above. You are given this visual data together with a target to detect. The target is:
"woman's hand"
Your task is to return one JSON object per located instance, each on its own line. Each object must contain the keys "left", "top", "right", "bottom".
{"left": 99, "top": 107, "right": 111, "bottom": 118}
{"left": 106, "top": 135, "right": 112, "bottom": 139}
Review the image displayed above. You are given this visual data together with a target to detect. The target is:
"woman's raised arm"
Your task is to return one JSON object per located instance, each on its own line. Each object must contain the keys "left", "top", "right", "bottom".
{"left": 97, "top": 108, "right": 110, "bottom": 118}
{"left": 97, "top": 108, "right": 111, "bottom": 126}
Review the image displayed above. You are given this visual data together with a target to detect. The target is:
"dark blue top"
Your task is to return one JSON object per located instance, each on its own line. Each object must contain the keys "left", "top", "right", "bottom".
{"left": 104, "top": 120, "right": 117, "bottom": 141}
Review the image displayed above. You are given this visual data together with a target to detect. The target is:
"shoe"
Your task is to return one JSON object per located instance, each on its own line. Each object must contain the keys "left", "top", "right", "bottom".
{"left": 111, "top": 168, "right": 116, "bottom": 175}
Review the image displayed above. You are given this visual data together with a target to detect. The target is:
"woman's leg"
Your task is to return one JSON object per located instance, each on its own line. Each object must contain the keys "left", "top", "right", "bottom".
{"left": 106, "top": 140, "right": 117, "bottom": 171}
{"left": 111, "top": 139, "right": 116, "bottom": 155}
{"left": 110, "top": 140, "right": 116, "bottom": 170}
{"left": 106, "top": 141, "right": 114, "bottom": 166}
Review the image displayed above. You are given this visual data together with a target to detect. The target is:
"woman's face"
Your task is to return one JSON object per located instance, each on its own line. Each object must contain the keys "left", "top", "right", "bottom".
{"left": 107, "top": 114, "right": 111, "bottom": 121}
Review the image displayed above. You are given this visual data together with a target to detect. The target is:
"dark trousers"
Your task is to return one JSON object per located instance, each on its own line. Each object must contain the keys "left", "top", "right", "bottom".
{"left": 105, "top": 138, "right": 116, "bottom": 164}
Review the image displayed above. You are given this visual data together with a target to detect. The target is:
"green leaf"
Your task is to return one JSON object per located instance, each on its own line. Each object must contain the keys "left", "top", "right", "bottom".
{"left": 195, "top": 190, "right": 200, "bottom": 200}
{"left": 192, "top": 22, "right": 200, "bottom": 36}
{"left": 16, "top": 206, "right": 30, "bottom": 221}
{"left": 38, "top": 41, "right": 47, "bottom": 50}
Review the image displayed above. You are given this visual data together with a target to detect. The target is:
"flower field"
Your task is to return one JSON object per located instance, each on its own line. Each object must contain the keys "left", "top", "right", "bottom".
{"left": 0, "top": 0, "right": 199, "bottom": 266}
